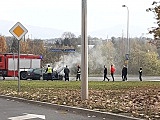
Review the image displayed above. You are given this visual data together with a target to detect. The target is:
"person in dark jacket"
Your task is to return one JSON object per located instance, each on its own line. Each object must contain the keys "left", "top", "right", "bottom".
{"left": 64, "top": 65, "right": 70, "bottom": 81}
{"left": 76, "top": 65, "right": 81, "bottom": 81}
{"left": 103, "top": 65, "right": 110, "bottom": 81}
{"left": 139, "top": 67, "right": 142, "bottom": 81}
{"left": 122, "top": 65, "right": 127, "bottom": 81}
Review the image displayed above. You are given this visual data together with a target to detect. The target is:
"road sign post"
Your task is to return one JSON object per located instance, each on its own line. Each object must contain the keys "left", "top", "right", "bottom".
{"left": 9, "top": 22, "right": 28, "bottom": 92}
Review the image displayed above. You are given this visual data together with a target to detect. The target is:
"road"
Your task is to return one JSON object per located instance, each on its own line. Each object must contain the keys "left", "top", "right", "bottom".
{"left": 1, "top": 76, "right": 160, "bottom": 81}
{"left": 0, "top": 97, "right": 116, "bottom": 120}
{"left": 88, "top": 76, "right": 160, "bottom": 81}
{"left": 70, "top": 76, "right": 160, "bottom": 81}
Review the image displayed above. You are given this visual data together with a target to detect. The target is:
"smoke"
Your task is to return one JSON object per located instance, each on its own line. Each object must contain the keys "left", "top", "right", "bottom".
{"left": 53, "top": 52, "right": 81, "bottom": 71}
{"left": 53, "top": 41, "right": 121, "bottom": 75}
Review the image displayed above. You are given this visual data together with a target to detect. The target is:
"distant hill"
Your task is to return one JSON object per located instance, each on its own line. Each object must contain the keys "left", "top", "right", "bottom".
{"left": 0, "top": 20, "right": 65, "bottom": 39}
{"left": 0, "top": 20, "right": 152, "bottom": 40}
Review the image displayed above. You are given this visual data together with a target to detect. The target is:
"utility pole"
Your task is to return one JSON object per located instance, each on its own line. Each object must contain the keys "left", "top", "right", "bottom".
{"left": 81, "top": 0, "right": 88, "bottom": 100}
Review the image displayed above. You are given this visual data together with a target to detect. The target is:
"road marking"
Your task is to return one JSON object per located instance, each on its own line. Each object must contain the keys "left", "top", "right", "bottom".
{"left": 8, "top": 113, "right": 45, "bottom": 120}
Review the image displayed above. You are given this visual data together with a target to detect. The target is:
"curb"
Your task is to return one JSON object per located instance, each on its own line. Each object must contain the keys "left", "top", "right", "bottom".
{"left": 0, "top": 95, "right": 143, "bottom": 120}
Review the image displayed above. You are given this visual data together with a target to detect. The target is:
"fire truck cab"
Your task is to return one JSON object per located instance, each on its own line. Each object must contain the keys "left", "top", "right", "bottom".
{"left": 0, "top": 53, "right": 42, "bottom": 80}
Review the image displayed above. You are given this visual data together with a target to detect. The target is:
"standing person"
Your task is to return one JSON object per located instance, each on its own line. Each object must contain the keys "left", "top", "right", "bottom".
{"left": 122, "top": 65, "right": 127, "bottom": 81}
{"left": 110, "top": 64, "right": 116, "bottom": 82}
{"left": 45, "top": 65, "right": 53, "bottom": 81}
{"left": 139, "top": 67, "right": 142, "bottom": 81}
{"left": 64, "top": 65, "right": 70, "bottom": 81}
{"left": 76, "top": 65, "right": 81, "bottom": 81}
{"left": 103, "top": 65, "right": 110, "bottom": 81}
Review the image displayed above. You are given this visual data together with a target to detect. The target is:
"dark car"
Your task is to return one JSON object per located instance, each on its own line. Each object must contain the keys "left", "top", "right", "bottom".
{"left": 26, "top": 68, "right": 43, "bottom": 80}
{"left": 26, "top": 67, "right": 64, "bottom": 80}
{"left": 43, "top": 67, "right": 64, "bottom": 80}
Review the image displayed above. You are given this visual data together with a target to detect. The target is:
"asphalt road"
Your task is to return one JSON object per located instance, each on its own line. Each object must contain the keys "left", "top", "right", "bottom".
{"left": 1, "top": 76, "right": 160, "bottom": 81}
{"left": 70, "top": 76, "right": 160, "bottom": 81}
{"left": 88, "top": 76, "right": 160, "bottom": 81}
{"left": 0, "top": 97, "right": 116, "bottom": 120}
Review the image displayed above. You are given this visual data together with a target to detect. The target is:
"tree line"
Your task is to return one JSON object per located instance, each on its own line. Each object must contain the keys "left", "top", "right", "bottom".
{"left": 0, "top": 33, "right": 159, "bottom": 76}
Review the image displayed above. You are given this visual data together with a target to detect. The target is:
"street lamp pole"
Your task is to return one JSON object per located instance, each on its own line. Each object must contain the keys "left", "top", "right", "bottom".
{"left": 122, "top": 5, "right": 129, "bottom": 55}
{"left": 81, "top": 0, "right": 88, "bottom": 100}
{"left": 122, "top": 5, "right": 129, "bottom": 68}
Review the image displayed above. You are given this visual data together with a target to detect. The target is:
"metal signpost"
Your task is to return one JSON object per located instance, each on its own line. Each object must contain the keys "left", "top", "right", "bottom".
{"left": 9, "top": 22, "right": 28, "bottom": 92}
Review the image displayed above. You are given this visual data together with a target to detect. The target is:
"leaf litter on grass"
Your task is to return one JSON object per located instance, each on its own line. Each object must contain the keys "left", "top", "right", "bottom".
{"left": 0, "top": 81, "right": 160, "bottom": 120}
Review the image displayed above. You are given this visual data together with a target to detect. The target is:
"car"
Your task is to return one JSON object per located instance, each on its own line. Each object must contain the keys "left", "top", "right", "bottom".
{"left": 26, "top": 67, "right": 64, "bottom": 80}
{"left": 26, "top": 68, "right": 44, "bottom": 80}
{"left": 43, "top": 67, "right": 64, "bottom": 80}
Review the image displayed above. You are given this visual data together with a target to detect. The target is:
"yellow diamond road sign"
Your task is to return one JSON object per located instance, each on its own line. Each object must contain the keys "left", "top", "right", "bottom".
{"left": 9, "top": 22, "right": 28, "bottom": 40}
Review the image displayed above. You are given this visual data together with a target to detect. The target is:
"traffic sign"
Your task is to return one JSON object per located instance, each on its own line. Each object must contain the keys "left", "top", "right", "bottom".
{"left": 9, "top": 22, "right": 28, "bottom": 40}
{"left": 50, "top": 48, "right": 75, "bottom": 52}
{"left": 50, "top": 49, "right": 63, "bottom": 52}
{"left": 64, "top": 49, "right": 75, "bottom": 52}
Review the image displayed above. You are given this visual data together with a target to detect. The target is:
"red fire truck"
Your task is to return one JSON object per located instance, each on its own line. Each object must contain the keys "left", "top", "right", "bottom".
{"left": 0, "top": 53, "right": 42, "bottom": 80}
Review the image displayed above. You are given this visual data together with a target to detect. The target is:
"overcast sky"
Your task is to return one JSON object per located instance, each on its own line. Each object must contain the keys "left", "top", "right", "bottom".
{"left": 0, "top": 0, "right": 156, "bottom": 39}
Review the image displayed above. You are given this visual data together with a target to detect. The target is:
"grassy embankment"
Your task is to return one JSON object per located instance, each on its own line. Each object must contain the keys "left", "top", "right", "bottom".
{"left": 0, "top": 80, "right": 160, "bottom": 120}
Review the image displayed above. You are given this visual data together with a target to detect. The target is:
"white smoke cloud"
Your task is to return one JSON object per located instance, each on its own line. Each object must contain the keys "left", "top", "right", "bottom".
{"left": 53, "top": 52, "right": 81, "bottom": 71}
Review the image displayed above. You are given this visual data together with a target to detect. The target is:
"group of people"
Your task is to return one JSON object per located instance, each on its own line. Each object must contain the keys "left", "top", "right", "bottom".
{"left": 103, "top": 64, "right": 143, "bottom": 81}
{"left": 46, "top": 64, "right": 143, "bottom": 81}
{"left": 63, "top": 65, "right": 81, "bottom": 81}
{"left": 45, "top": 64, "right": 80, "bottom": 81}
{"left": 103, "top": 65, "right": 116, "bottom": 81}
{"left": 121, "top": 65, "right": 143, "bottom": 81}
{"left": 45, "top": 64, "right": 70, "bottom": 81}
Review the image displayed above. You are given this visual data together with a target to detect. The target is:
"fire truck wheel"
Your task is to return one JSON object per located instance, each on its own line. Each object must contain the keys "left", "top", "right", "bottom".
{"left": 20, "top": 72, "right": 27, "bottom": 80}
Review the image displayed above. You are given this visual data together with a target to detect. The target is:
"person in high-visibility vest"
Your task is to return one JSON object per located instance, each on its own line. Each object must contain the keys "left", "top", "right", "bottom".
{"left": 46, "top": 65, "right": 53, "bottom": 81}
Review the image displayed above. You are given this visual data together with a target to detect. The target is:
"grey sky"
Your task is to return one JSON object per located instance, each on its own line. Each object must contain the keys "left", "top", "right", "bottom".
{"left": 0, "top": 0, "right": 156, "bottom": 39}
